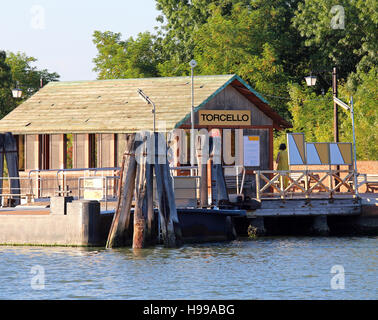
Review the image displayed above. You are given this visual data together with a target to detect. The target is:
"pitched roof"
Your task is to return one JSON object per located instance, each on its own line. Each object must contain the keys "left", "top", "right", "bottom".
{"left": 0, "top": 74, "right": 291, "bottom": 134}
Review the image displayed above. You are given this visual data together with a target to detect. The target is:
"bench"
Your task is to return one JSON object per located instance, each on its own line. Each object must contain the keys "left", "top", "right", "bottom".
{"left": 365, "top": 174, "right": 378, "bottom": 192}
{"left": 356, "top": 174, "right": 378, "bottom": 193}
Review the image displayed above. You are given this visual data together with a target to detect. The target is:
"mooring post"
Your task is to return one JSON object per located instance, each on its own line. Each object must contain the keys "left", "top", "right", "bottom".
{"left": 154, "top": 132, "right": 182, "bottom": 247}
{"left": 144, "top": 161, "right": 155, "bottom": 245}
{"left": 106, "top": 134, "right": 137, "bottom": 248}
{"left": 133, "top": 133, "right": 148, "bottom": 249}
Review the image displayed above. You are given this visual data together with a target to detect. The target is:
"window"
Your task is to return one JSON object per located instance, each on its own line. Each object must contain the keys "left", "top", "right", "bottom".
{"left": 38, "top": 134, "right": 50, "bottom": 170}
{"left": 65, "top": 134, "right": 73, "bottom": 169}
{"left": 88, "top": 134, "right": 97, "bottom": 168}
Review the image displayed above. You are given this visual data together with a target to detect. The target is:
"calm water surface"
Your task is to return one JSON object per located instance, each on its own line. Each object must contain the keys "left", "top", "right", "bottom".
{"left": 0, "top": 237, "right": 376, "bottom": 300}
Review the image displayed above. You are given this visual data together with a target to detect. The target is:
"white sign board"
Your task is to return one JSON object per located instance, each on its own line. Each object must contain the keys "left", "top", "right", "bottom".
{"left": 243, "top": 136, "right": 260, "bottom": 167}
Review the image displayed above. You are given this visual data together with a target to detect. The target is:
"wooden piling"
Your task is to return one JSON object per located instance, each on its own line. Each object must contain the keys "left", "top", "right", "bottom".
{"left": 144, "top": 162, "right": 155, "bottom": 244}
{"left": 106, "top": 134, "right": 136, "bottom": 248}
{"left": 196, "top": 134, "right": 208, "bottom": 208}
{"left": 132, "top": 133, "right": 148, "bottom": 249}
{"left": 154, "top": 132, "right": 182, "bottom": 247}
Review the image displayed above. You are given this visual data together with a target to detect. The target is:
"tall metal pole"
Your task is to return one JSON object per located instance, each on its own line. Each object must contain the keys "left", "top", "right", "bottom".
{"left": 332, "top": 67, "right": 339, "bottom": 142}
{"left": 189, "top": 60, "right": 197, "bottom": 170}
{"left": 350, "top": 96, "right": 359, "bottom": 197}
{"left": 152, "top": 101, "right": 156, "bottom": 134}
{"left": 332, "top": 67, "right": 340, "bottom": 190}
{"left": 191, "top": 66, "right": 194, "bottom": 167}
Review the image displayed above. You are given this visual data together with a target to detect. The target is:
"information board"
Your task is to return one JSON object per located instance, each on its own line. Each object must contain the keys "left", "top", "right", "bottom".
{"left": 243, "top": 136, "right": 260, "bottom": 167}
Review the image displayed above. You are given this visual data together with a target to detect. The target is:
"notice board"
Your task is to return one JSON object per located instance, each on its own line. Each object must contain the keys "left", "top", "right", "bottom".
{"left": 243, "top": 136, "right": 260, "bottom": 166}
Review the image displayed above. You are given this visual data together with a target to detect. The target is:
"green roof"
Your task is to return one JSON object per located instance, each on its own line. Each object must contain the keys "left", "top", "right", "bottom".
{"left": 0, "top": 74, "right": 290, "bottom": 134}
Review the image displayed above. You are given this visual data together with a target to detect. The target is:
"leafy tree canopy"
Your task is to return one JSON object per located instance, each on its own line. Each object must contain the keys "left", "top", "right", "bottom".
{"left": 91, "top": 0, "right": 377, "bottom": 159}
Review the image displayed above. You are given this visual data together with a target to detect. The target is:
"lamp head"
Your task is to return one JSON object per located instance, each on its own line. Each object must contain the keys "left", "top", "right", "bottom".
{"left": 189, "top": 59, "right": 197, "bottom": 68}
{"left": 305, "top": 75, "right": 317, "bottom": 86}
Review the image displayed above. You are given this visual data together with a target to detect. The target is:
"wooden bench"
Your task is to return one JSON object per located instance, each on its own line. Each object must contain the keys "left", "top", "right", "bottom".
{"left": 349, "top": 173, "right": 378, "bottom": 193}
{"left": 366, "top": 174, "right": 378, "bottom": 192}
{"left": 359, "top": 174, "right": 378, "bottom": 193}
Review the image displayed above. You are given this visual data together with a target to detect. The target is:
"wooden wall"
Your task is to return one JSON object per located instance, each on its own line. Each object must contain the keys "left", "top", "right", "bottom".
{"left": 25, "top": 135, "right": 39, "bottom": 170}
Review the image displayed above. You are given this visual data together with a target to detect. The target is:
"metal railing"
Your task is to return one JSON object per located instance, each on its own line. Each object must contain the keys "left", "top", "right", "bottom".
{"left": 26, "top": 167, "right": 120, "bottom": 199}
{"left": 169, "top": 166, "right": 200, "bottom": 208}
{"left": 254, "top": 169, "right": 358, "bottom": 200}
{"left": 2, "top": 164, "right": 251, "bottom": 208}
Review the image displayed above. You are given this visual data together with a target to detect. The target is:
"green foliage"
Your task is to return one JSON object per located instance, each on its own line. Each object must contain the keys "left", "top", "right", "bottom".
{"left": 92, "top": 31, "right": 160, "bottom": 79}
{"left": 91, "top": 0, "right": 377, "bottom": 160}
{"left": 339, "top": 67, "right": 378, "bottom": 160}
{"left": 192, "top": 3, "right": 292, "bottom": 117}
{"left": 0, "top": 51, "right": 60, "bottom": 120}
{"left": 293, "top": 0, "right": 378, "bottom": 80}
{"left": 0, "top": 51, "right": 16, "bottom": 119}
{"left": 6, "top": 52, "right": 60, "bottom": 100}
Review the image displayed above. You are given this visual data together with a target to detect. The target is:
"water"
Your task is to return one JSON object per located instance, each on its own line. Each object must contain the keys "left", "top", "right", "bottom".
{"left": 0, "top": 237, "right": 376, "bottom": 300}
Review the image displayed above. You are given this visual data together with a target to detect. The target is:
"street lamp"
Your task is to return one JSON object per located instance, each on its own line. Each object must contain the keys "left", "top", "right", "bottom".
{"left": 137, "top": 88, "right": 156, "bottom": 133}
{"left": 304, "top": 75, "right": 317, "bottom": 86}
{"left": 333, "top": 96, "right": 359, "bottom": 197}
{"left": 305, "top": 67, "right": 339, "bottom": 143}
{"left": 12, "top": 82, "right": 22, "bottom": 98}
{"left": 189, "top": 59, "right": 197, "bottom": 169}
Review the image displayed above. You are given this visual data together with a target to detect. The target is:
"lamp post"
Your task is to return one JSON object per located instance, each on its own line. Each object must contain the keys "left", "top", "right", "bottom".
{"left": 305, "top": 67, "right": 341, "bottom": 188}
{"left": 189, "top": 59, "right": 197, "bottom": 169}
{"left": 137, "top": 88, "right": 156, "bottom": 133}
{"left": 305, "top": 67, "right": 339, "bottom": 143}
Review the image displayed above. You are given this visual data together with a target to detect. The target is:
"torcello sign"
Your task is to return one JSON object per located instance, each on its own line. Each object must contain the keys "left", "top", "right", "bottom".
{"left": 198, "top": 110, "right": 251, "bottom": 126}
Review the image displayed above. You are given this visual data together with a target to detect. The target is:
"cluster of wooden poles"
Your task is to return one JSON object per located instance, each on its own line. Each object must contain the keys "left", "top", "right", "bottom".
{"left": 106, "top": 131, "right": 230, "bottom": 249}
{"left": 106, "top": 132, "right": 182, "bottom": 249}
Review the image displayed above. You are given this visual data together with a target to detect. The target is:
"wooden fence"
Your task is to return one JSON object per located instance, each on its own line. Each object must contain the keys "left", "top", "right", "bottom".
{"left": 254, "top": 169, "right": 358, "bottom": 200}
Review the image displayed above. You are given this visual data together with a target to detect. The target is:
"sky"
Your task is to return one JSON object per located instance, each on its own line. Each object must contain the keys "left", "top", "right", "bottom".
{"left": 0, "top": 0, "right": 160, "bottom": 81}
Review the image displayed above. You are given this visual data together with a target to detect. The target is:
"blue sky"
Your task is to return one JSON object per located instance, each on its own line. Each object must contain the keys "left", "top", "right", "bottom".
{"left": 0, "top": 0, "right": 160, "bottom": 80}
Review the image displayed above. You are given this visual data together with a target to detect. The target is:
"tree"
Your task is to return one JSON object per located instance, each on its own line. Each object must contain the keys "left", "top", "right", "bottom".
{"left": 6, "top": 52, "right": 60, "bottom": 100}
{"left": 92, "top": 31, "right": 160, "bottom": 79}
{"left": 192, "top": 3, "right": 292, "bottom": 117}
{"left": 339, "top": 67, "right": 378, "bottom": 160}
{"left": 0, "top": 51, "right": 15, "bottom": 119}
{"left": 293, "top": 0, "right": 378, "bottom": 83}
{"left": 155, "top": 0, "right": 253, "bottom": 76}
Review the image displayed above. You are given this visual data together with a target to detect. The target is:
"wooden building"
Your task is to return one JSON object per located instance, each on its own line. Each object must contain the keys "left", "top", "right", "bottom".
{"left": 0, "top": 74, "right": 291, "bottom": 199}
